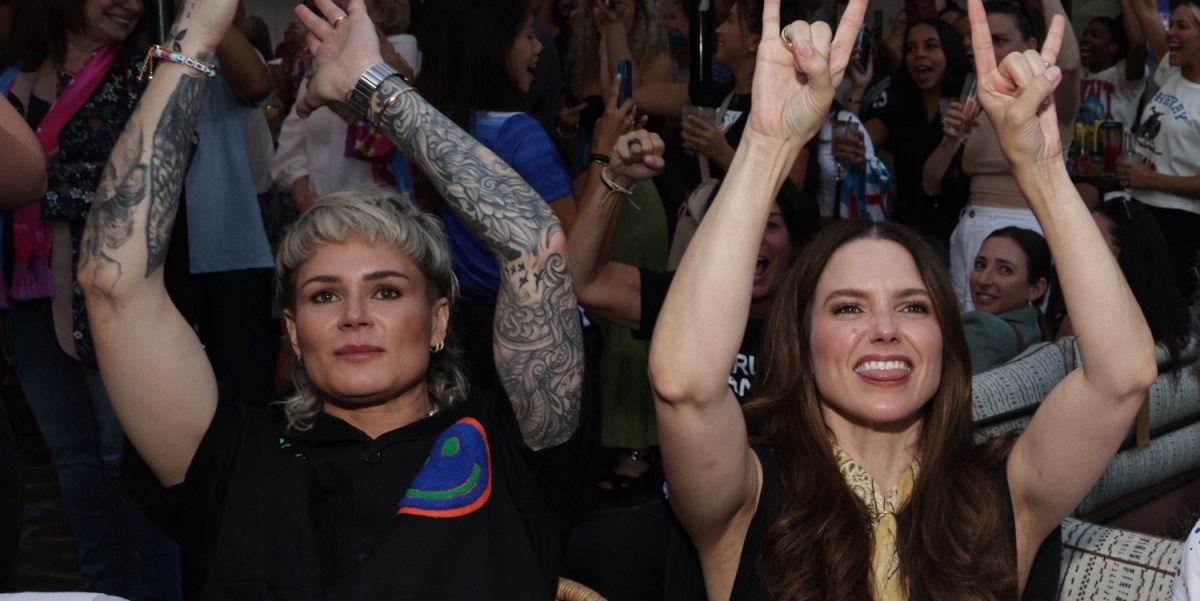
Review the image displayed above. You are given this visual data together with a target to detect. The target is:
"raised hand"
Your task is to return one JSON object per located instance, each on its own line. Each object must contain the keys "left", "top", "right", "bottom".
{"left": 294, "top": 0, "right": 383, "bottom": 117}
{"left": 747, "top": 0, "right": 867, "bottom": 145}
{"left": 610, "top": 130, "right": 665, "bottom": 183}
{"left": 968, "top": 0, "right": 1066, "bottom": 171}
{"left": 591, "top": 72, "right": 642, "bottom": 157}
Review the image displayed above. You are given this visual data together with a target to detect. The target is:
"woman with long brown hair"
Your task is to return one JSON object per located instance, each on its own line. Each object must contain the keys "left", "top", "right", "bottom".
{"left": 648, "top": 0, "right": 1157, "bottom": 599}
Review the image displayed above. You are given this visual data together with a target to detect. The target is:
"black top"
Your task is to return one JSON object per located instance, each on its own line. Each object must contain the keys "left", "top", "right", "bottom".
{"left": 869, "top": 94, "right": 965, "bottom": 246}
{"left": 727, "top": 448, "right": 1061, "bottom": 600}
{"left": 123, "top": 387, "right": 587, "bottom": 600}
{"left": 634, "top": 268, "right": 763, "bottom": 404}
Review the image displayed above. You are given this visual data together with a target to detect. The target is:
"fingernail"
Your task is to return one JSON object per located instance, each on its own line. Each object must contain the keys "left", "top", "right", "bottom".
{"left": 799, "top": 40, "right": 815, "bottom": 57}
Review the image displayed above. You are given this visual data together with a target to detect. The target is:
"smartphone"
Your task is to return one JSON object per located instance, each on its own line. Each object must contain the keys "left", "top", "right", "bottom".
{"left": 617, "top": 59, "right": 633, "bottom": 107}
{"left": 854, "top": 27, "right": 872, "bottom": 74}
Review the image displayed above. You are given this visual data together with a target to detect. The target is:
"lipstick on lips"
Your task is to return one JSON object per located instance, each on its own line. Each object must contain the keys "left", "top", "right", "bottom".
{"left": 335, "top": 344, "right": 385, "bottom": 358}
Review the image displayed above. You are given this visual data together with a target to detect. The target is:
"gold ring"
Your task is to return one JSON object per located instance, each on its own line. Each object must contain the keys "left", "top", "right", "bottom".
{"left": 780, "top": 24, "right": 795, "bottom": 50}
{"left": 333, "top": 14, "right": 349, "bottom": 28}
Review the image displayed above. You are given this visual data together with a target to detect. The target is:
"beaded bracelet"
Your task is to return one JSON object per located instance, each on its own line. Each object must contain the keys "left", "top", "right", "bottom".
{"left": 600, "top": 167, "right": 634, "bottom": 196}
{"left": 139, "top": 45, "right": 219, "bottom": 82}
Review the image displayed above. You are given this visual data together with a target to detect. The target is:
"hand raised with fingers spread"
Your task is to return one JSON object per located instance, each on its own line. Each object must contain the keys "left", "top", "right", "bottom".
{"left": 968, "top": 0, "right": 1066, "bottom": 171}
{"left": 294, "top": 0, "right": 383, "bottom": 118}
{"left": 747, "top": 0, "right": 867, "bottom": 146}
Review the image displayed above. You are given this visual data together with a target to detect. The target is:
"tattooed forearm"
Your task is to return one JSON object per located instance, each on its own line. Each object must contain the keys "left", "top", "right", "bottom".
{"left": 80, "top": 52, "right": 209, "bottom": 293}
{"left": 144, "top": 74, "right": 205, "bottom": 275}
{"left": 80, "top": 135, "right": 148, "bottom": 290}
{"left": 371, "top": 78, "right": 583, "bottom": 449}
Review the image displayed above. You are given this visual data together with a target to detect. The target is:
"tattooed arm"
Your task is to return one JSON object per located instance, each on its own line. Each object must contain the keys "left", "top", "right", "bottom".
{"left": 297, "top": 0, "right": 582, "bottom": 450}
{"left": 76, "top": 3, "right": 236, "bottom": 486}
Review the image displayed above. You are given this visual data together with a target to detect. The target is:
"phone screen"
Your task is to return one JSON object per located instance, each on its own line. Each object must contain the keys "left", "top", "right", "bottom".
{"left": 855, "top": 28, "right": 872, "bottom": 74}
{"left": 617, "top": 59, "right": 633, "bottom": 107}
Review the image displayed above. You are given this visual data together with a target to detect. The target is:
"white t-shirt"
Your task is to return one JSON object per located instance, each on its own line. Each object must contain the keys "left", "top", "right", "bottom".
{"left": 1078, "top": 60, "right": 1147, "bottom": 130}
{"left": 1129, "top": 61, "right": 1200, "bottom": 215}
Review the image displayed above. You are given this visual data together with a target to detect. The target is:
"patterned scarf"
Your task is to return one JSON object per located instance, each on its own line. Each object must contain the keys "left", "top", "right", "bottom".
{"left": 833, "top": 444, "right": 919, "bottom": 601}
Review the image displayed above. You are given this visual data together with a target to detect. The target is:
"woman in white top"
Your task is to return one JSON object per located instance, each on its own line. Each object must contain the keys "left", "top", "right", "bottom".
{"left": 1120, "top": 0, "right": 1200, "bottom": 300}
{"left": 270, "top": 0, "right": 418, "bottom": 212}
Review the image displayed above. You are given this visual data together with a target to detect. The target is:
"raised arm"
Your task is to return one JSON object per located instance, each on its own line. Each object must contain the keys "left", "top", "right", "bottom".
{"left": 569, "top": 80, "right": 665, "bottom": 330}
{"left": 1035, "top": 0, "right": 1080, "bottom": 134}
{"left": 77, "top": 0, "right": 234, "bottom": 486}
{"left": 965, "top": 0, "right": 1157, "bottom": 582}
{"left": 1130, "top": 0, "right": 1168, "bottom": 66}
{"left": 0, "top": 97, "right": 46, "bottom": 208}
{"left": 648, "top": 0, "right": 866, "bottom": 589}
{"left": 1120, "top": 0, "right": 1149, "bottom": 82}
{"left": 297, "top": 0, "right": 583, "bottom": 451}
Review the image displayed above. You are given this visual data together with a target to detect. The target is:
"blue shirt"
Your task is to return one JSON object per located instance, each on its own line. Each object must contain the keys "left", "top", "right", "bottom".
{"left": 437, "top": 112, "right": 572, "bottom": 298}
{"left": 184, "top": 58, "right": 274, "bottom": 273}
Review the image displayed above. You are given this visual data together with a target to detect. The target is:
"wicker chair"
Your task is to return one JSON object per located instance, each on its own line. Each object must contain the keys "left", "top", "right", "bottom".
{"left": 556, "top": 577, "right": 607, "bottom": 601}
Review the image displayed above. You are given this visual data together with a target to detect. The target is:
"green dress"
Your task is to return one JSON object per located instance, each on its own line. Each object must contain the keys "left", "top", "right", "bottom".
{"left": 597, "top": 182, "right": 668, "bottom": 448}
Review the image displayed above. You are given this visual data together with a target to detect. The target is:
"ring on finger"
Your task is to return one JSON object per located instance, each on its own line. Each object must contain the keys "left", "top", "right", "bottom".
{"left": 780, "top": 24, "right": 795, "bottom": 50}
{"left": 333, "top": 14, "right": 349, "bottom": 27}
{"left": 627, "top": 137, "right": 642, "bottom": 148}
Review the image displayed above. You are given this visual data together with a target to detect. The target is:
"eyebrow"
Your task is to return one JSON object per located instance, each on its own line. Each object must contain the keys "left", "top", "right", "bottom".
{"left": 822, "top": 287, "right": 931, "bottom": 304}
{"left": 299, "top": 270, "right": 412, "bottom": 288}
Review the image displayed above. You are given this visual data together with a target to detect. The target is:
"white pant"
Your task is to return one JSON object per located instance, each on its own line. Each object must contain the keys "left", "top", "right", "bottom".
{"left": 949, "top": 205, "right": 1043, "bottom": 312}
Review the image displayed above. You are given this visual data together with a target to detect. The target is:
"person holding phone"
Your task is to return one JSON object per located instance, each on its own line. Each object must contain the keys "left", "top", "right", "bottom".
{"left": 559, "top": 0, "right": 672, "bottom": 161}
{"left": 846, "top": 18, "right": 972, "bottom": 247}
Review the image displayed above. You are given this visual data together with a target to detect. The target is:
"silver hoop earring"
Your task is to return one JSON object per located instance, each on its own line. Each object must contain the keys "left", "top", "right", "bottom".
{"left": 431, "top": 341, "right": 444, "bottom": 354}
{"left": 296, "top": 355, "right": 305, "bottom": 368}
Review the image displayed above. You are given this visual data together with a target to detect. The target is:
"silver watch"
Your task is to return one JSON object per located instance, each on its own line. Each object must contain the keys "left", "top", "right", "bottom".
{"left": 345, "top": 62, "right": 400, "bottom": 118}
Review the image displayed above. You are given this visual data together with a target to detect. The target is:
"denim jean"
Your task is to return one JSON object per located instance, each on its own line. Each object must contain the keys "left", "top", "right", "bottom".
{"left": 2, "top": 299, "right": 181, "bottom": 600}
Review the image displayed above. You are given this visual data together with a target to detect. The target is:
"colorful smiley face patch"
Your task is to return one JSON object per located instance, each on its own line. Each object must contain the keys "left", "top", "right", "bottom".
{"left": 397, "top": 418, "right": 492, "bottom": 518}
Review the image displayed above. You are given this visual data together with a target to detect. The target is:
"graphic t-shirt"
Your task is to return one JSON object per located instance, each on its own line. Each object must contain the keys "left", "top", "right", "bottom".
{"left": 635, "top": 268, "right": 763, "bottom": 403}
{"left": 1078, "top": 61, "right": 1147, "bottom": 130}
{"left": 1129, "top": 62, "right": 1200, "bottom": 215}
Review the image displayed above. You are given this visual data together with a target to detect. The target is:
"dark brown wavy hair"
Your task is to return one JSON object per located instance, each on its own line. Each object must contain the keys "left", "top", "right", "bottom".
{"left": 744, "top": 219, "right": 1017, "bottom": 600}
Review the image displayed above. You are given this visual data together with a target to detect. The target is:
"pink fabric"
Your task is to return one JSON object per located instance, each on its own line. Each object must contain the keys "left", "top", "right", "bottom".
{"left": 8, "top": 44, "right": 120, "bottom": 302}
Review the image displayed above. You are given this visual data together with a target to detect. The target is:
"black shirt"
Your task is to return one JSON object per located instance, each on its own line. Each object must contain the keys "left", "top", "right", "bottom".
{"left": 727, "top": 449, "right": 1061, "bottom": 600}
{"left": 124, "top": 387, "right": 586, "bottom": 600}
{"left": 635, "top": 268, "right": 763, "bottom": 404}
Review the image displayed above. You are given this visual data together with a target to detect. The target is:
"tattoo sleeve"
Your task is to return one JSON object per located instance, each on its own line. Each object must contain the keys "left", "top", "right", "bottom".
{"left": 79, "top": 45, "right": 208, "bottom": 294}
{"left": 371, "top": 78, "right": 583, "bottom": 450}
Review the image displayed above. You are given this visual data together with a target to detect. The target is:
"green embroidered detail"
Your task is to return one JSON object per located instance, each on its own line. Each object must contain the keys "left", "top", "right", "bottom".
{"left": 405, "top": 465, "right": 481, "bottom": 500}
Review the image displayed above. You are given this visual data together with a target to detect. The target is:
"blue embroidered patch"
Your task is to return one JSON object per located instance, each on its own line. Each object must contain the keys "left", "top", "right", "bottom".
{"left": 397, "top": 418, "right": 491, "bottom": 517}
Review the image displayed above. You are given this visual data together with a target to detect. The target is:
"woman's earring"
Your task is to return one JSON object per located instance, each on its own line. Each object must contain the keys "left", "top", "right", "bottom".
{"left": 296, "top": 355, "right": 305, "bottom": 368}
{"left": 431, "top": 341, "right": 445, "bottom": 354}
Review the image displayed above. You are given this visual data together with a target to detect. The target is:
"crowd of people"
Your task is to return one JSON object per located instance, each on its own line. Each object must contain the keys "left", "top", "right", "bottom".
{"left": 0, "top": 0, "right": 1197, "bottom": 598}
